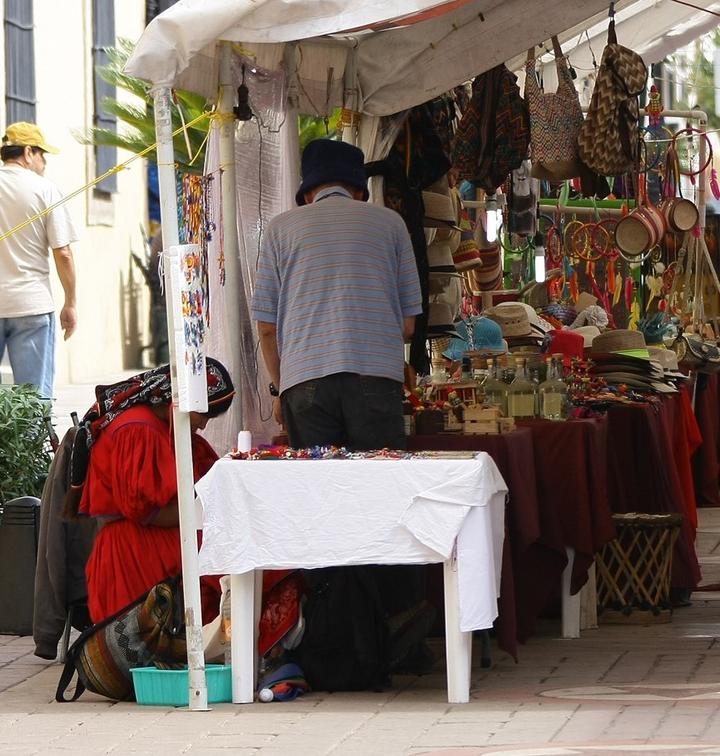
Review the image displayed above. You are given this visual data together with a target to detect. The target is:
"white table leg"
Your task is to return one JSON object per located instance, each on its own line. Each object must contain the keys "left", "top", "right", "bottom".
{"left": 561, "top": 546, "right": 580, "bottom": 639}
{"left": 443, "top": 557, "right": 471, "bottom": 704}
{"left": 230, "top": 571, "right": 256, "bottom": 703}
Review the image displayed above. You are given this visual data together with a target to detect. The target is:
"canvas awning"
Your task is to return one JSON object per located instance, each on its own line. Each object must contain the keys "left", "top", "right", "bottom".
{"left": 126, "top": 0, "right": 720, "bottom": 116}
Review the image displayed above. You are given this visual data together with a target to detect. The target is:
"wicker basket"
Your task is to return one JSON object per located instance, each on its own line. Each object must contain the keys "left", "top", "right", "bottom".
{"left": 596, "top": 512, "right": 683, "bottom": 624}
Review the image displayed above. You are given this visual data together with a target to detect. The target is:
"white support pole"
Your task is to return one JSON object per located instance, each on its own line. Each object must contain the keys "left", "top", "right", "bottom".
{"left": 217, "top": 41, "right": 244, "bottom": 430}
{"left": 152, "top": 85, "right": 208, "bottom": 712}
{"left": 341, "top": 44, "right": 359, "bottom": 146}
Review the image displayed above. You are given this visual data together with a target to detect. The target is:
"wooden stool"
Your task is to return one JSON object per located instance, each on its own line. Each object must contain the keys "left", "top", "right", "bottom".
{"left": 596, "top": 512, "right": 683, "bottom": 624}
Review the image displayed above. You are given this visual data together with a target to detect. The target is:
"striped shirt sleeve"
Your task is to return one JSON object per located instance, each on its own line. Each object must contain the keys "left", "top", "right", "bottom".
{"left": 394, "top": 220, "right": 422, "bottom": 317}
{"left": 250, "top": 226, "right": 280, "bottom": 324}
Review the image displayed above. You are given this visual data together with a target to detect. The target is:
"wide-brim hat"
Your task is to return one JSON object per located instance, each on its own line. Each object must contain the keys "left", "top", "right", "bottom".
{"left": 493, "top": 300, "right": 554, "bottom": 335}
{"left": 427, "top": 241, "right": 463, "bottom": 276}
{"left": 295, "top": 139, "right": 369, "bottom": 206}
{"left": 422, "top": 191, "right": 462, "bottom": 231}
{"left": 569, "top": 325, "right": 601, "bottom": 348}
{"left": 593, "top": 371, "right": 677, "bottom": 393}
{"left": 647, "top": 346, "right": 688, "bottom": 380}
{"left": 442, "top": 316, "right": 507, "bottom": 360}
{"left": 427, "top": 302, "right": 462, "bottom": 340}
{"left": 575, "top": 291, "right": 598, "bottom": 314}
{"left": 485, "top": 303, "right": 532, "bottom": 338}
{"left": 590, "top": 360, "right": 664, "bottom": 379}
{"left": 591, "top": 329, "right": 650, "bottom": 360}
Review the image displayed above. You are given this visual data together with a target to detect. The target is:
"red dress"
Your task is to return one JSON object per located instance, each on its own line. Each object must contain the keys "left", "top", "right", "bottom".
{"left": 79, "top": 405, "right": 221, "bottom": 623}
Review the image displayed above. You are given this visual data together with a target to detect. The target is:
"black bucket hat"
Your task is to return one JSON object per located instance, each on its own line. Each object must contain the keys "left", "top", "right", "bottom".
{"left": 295, "top": 139, "right": 369, "bottom": 206}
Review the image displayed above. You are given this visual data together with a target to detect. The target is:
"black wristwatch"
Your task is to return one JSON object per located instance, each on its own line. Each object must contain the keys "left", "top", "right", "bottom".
{"left": 269, "top": 382, "right": 280, "bottom": 397}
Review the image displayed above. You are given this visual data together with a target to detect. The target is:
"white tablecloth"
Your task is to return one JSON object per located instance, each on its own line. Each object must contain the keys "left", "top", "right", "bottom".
{"left": 196, "top": 454, "right": 507, "bottom": 631}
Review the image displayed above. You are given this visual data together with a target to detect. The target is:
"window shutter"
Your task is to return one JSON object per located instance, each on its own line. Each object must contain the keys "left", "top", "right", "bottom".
{"left": 4, "top": 0, "right": 36, "bottom": 124}
{"left": 93, "top": 0, "right": 117, "bottom": 194}
{"left": 146, "top": 0, "right": 179, "bottom": 25}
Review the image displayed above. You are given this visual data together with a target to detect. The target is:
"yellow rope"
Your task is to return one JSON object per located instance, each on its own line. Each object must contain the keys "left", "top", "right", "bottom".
{"left": 0, "top": 110, "right": 215, "bottom": 244}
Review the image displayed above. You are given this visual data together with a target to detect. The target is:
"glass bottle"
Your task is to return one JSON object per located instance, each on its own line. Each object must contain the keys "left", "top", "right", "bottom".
{"left": 539, "top": 356, "right": 568, "bottom": 420}
{"left": 507, "top": 357, "right": 537, "bottom": 419}
{"left": 483, "top": 357, "right": 508, "bottom": 415}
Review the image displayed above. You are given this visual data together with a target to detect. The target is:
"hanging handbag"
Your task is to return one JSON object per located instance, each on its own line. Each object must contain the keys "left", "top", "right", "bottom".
{"left": 525, "top": 37, "right": 585, "bottom": 181}
{"left": 671, "top": 331, "right": 720, "bottom": 374}
{"left": 577, "top": 19, "right": 647, "bottom": 177}
{"left": 56, "top": 577, "right": 187, "bottom": 702}
{"left": 453, "top": 64, "right": 530, "bottom": 193}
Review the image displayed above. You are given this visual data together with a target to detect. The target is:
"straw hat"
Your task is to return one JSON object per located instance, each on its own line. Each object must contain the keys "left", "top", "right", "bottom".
{"left": 427, "top": 241, "right": 463, "bottom": 275}
{"left": 485, "top": 304, "right": 533, "bottom": 338}
{"left": 591, "top": 329, "right": 650, "bottom": 359}
{"left": 494, "top": 300, "right": 554, "bottom": 334}
{"left": 431, "top": 275, "right": 463, "bottom": 319}
{"left": 426, "top": 302, "right": 462, "bottom": 339}
{"left": 571, "top": 325, "right": 601, "bottom": 348}
{"left": 422, "top": 191, "right": 461, "bottom": 230}
{"left": 647, "top": 346, "right": 687, "bottom": 379}
{"left": 575, "top": 291, "right": 598, "bottom": 314}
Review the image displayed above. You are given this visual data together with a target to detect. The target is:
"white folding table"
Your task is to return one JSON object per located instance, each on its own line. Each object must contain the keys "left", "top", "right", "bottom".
{"left": 195, "top": 454, "right": 507, "bottom": 704}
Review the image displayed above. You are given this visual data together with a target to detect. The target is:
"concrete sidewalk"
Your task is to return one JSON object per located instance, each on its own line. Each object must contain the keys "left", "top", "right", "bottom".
{"left": 1, "top": 511, "right": 719, "bottom": 755}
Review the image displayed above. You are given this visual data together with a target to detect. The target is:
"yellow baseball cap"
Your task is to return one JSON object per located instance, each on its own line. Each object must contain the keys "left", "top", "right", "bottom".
{"left": 3, "top": 122, "right": 59, "bottom": 154}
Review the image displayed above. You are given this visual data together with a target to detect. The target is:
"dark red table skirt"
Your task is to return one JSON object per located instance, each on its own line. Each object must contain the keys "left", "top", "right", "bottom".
{"left": 408, "top": 422, "right": 614, "bottom": 658}
{"left": 692, "top": 374, "right": 720, "bottom": 508}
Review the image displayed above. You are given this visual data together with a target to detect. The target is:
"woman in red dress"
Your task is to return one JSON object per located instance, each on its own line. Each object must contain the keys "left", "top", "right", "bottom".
{"left": 76, "top": 358, "right": 234, "bottom": 624}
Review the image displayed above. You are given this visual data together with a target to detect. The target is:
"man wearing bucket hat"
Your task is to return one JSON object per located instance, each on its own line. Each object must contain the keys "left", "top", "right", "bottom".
{"left": 253, "top": 140, "right": 431, "bottom": 682}
{"left": 252, "top": 138, "right": 422, "bottom": 450}
{"left": 0, "top": 122, "right": 78, "bottom": 399}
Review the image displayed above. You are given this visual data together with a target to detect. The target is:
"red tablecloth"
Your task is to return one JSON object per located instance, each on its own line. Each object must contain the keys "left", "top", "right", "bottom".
{"left": 408, "top": 424, "right": 605, "bottom": 655}
{"left": 514, "top": 417, "right": 616, "bottom": 594}
{"left": 692, "top": 373, "right": 720, "bottom": 508}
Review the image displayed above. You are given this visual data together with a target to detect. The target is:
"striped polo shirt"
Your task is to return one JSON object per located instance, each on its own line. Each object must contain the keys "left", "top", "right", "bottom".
{"left": 251, "top": 186, "right": 422, "bottom": 393}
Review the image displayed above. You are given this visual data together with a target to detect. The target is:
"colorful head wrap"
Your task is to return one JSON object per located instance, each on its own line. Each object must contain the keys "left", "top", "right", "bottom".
{"left": 63, "top": 358, "right": 234, "bottom": 518}
{"left": 84, "top": 357, "right": 234, "bottom": 442}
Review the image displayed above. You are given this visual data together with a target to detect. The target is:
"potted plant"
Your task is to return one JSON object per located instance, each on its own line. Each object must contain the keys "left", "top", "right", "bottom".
{"left": 0, "top": 384, "right": 53, "bottom": 505}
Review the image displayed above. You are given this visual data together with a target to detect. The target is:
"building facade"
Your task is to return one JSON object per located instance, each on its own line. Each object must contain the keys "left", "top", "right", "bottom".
{"left": 1, "top": 0, "right": 152, "bottom": 387}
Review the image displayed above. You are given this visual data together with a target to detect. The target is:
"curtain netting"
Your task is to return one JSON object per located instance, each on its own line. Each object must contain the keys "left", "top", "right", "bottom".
{"left": 201, "top": 53, "right": 297, "bottom": 453}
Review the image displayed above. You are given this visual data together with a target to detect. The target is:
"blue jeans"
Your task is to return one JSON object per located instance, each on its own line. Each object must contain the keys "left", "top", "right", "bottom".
{"left": 0, "top": 313, "right": 56, "bottom": 399}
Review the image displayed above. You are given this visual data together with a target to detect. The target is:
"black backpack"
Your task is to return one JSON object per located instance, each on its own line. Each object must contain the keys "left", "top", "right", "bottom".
{"left": 291, "top": 566, "right": 389, "bottom": 692}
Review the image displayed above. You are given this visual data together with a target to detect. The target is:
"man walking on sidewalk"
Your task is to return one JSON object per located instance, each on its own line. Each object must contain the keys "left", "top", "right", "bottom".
{"left": 0, "top": 122, "right": 78, "bottom": 399}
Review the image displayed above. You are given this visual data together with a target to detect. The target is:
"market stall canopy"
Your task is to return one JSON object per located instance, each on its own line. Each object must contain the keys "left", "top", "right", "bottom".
{"left": 126, "top": 0, "right": 617, "bottom": 116}
{"left": 127, "top": 0, "right": 720, "bottom": 116}
{"left": 516, "top": 0, "right": 720, "bottom": 94}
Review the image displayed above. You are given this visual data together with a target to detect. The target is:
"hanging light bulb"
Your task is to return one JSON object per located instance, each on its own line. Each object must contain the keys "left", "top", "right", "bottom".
{"left": 485, "top": 194, "right": 498, "bottom": 243}
{"left": 533, "top": 232, "right": 546, "bottom": 284}
{"left": 233, "top": 65, "right": 253, "bottom": 121}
